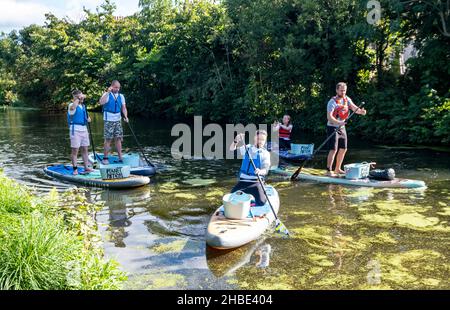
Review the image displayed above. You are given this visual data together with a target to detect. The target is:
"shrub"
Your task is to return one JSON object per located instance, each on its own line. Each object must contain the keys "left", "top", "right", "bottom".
{"left": 0, "top": 173, "right": 126, "bottom": 290}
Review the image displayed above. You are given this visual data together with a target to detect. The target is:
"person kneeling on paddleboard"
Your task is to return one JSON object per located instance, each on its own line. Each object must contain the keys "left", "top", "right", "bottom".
{"left": 326, "top": 82, "right": 367, "bottom": 177}
{"left": 272, "top": 114, "right": 293, "bottom": 151}
{"left": 230, "top": 131, "right": 271, "bottom": 206}
{"left": 68, "top": 90, "right": 94, "bottom": 175}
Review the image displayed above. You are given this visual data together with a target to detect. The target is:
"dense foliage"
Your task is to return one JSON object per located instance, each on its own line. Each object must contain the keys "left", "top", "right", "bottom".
{"left": 0, "top": 173, "right": 126, "bottom": 289}
{"left": 0, "top": 0, "right": 448, "bottom": 144}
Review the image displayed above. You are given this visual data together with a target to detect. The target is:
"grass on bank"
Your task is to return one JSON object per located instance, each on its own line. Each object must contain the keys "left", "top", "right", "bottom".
{"left": 0, "top": 172, "right": 126, "bottom": 290}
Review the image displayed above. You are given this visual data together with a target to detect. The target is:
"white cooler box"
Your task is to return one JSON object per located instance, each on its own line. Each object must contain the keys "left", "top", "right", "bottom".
{"left": 122, "top": 153, "right": 141, "bottom": 168}
{"left": 291, "top": 144, "right": 314, "bottom": 156}
{"left": 344, "top": 162, "right": 371, "bottom": 180}
{"left": 100, "top": 164, "right": 131, "bottom": 180}
{"left": 223, "top": 191, "right": 254, "bottom": 220}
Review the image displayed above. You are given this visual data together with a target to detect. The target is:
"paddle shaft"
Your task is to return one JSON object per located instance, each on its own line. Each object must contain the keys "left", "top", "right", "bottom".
{"left": 291, "top": 102, "right": 365, "bottom": 180}
{"left": 242, "top": 143, "right": 279, "bottom": 221}
{"left": 125, "top": 120, "right": 155, "bottom": 168}
{"left": 84, "top": 103, "right": 100, "bottom": 163}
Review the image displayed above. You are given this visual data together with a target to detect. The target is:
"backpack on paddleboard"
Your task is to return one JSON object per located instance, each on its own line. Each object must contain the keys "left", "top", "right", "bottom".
{"left": 369, "top": 168, "right": 396, "bottom": 181}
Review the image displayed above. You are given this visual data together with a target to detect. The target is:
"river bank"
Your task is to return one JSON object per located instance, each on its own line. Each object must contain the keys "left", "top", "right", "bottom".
{"left": 0, "top": 172, "right": 126, "bottom": 289}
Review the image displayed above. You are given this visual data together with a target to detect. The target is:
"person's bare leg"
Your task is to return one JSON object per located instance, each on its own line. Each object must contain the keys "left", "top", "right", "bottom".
{"left": 81, "top": 146, "right": 93, "bottom": 172}
{"left": 116, "top": 138, "right": 123, "bottom": 161}
{"left": 334, "top": 148, "right": 347, "bottom": 174}
{"left": 103, "top": 140, "right": 111, "bottom": 164}
{"left": 71, "top": 148, "right": 79, "bottom": 175}
{"left": 327, "top": 149, "right": 337, "bottom": 174}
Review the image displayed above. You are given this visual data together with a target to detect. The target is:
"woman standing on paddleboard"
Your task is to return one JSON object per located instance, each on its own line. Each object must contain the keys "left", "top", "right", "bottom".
{"left": 326, "top": 82, "right": 367, "bottom": 177}
{"left": 67, "top": 90, "right": 94, "bottom": 175}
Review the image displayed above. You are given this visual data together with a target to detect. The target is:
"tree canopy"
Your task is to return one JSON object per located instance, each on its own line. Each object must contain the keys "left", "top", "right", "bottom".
{"left": 0, "top": 0, "right": 449, "bottom": 144}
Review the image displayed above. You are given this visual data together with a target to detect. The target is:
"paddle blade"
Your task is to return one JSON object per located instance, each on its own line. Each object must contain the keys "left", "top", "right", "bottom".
{"left": 274, "top": 219, "right": 290, "bottom": 237}
{"left": 290, "top": 168, "right": 301, "bottom": 181}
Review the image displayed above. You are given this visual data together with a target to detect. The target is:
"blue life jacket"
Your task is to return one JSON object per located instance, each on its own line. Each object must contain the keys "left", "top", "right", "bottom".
{"left": 239, "top": 147, "right": 262, "bottom": 178}
{"left": 67, "top": 104, "right": 88, "bottom": 135}
{"left": 103, "top": 93, "right": 123, "bottom": 120}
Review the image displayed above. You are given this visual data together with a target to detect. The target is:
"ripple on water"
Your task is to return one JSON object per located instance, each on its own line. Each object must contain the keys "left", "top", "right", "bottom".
{"left": 1, "top": 110, "right": 449, "bottom": 289}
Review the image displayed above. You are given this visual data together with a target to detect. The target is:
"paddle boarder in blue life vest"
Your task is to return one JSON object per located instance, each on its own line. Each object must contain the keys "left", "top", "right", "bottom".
{"left": 99, "top": 80, "right": 129, "bottom": 165}
{"left": 229, "top": 130, "right": 271, "bottom": 206}
{"left": 68, "top": 90, "right": 94, "bottom": 175}
{"left": 273, "top": 114, "right": 293, "bottom": 150}
{"left": 327, "top": 82, "right": 367, "bottom": 177}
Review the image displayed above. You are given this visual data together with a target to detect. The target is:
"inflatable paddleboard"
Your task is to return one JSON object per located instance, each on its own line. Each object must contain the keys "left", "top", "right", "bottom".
{"left": 89, "top": 153, "right": 156, "bottom": 177}
{"left": 270, "top": 166, "right": 426, "bottom": 189}
{"left": 44, "top": 165, "right": 150, "bottom": 189}
{"left": 206, "top": 186, "right": 279, "bottom": 250}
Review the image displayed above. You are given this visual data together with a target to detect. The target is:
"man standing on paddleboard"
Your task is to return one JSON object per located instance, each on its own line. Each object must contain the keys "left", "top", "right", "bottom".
{"left": 326, "top": 82, "right": 367, "bottom": 177}
{"left": 99, "top": 80, "right": 129, "bottom": 165}
{"left": 68, "top": 90, "right": 94, "bottom": 175}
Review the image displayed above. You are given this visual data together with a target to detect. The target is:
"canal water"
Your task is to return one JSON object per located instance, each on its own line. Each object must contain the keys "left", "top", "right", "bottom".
{"left": 0, "top": 107, "right": 449, "bottom": 289}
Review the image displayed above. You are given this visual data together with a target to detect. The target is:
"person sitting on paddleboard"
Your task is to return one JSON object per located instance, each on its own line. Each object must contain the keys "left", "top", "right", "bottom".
{"left": 99, "top": 80, "right": 129, "bottom": 165}
{"left": 229, "top": 130, "right": 271, "bottom": 206}
{"left": 326, "top": 82, "right": 366, "bottom": 177}
{"left": 273, "top": 115, "right": 293, "bottom": 151}
{"left": 68, "top": 90, "right": 94, "bottom": 175}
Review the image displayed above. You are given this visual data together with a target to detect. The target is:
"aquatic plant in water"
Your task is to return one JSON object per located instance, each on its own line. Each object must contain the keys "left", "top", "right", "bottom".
{"left": 151, "top": 239, "right": 188, "bottom": 254}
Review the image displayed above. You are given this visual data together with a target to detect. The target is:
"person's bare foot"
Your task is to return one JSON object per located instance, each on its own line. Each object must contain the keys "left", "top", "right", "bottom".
{"left": 102, "top": 158, "right": 109, "bottom": 165}
{"left": 84, "top": 168, "right": 94, "bottom": 174}
{"left": 72, "top": 169, "right": 79, "bottom": 176}
{"left": 336, "top": 169, "right": 345, "bottom": 174}
{"left": 326, "top": 170, "right": 336, "bottom": 177}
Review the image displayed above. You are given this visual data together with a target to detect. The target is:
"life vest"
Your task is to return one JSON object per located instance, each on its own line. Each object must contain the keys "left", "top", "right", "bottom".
{"left": 240, "top": 147, "right": 262, "bottom": 178}
{"left": 279, "top": 125, "right": 291, "bottom": 140}
{"left": 332, "top": 96, "right": 350, "bottom": 121}
{"left": 67, "top": 105, "right": 88, "bottom": 135}
{"left": 103, "top": 93, "right": 123, "bottom": 120}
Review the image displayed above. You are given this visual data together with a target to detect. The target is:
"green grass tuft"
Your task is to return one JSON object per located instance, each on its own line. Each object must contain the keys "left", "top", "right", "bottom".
{"left": 0, "top": 177, "right": 33, "bottom": 214}
{"left": 0, "top": 173, "right": 126, "bottom": 290}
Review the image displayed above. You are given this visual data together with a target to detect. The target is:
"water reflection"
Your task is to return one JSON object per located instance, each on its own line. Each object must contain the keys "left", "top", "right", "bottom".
{"left": 1, "top": 108, "right": 449, "bottom": 289}
{"left": 98, "top": 188, "right": 153, "bottom": 248}
{"left": 206, "top": 239, "right": 271, "bottom": 278}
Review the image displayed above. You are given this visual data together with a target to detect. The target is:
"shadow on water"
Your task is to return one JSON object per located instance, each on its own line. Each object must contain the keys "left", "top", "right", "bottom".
{"left": 0, "top": 108, "right": 449, "bottom": 289}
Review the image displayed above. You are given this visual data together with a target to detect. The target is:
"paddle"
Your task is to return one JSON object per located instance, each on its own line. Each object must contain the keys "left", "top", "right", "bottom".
{"left": 290, "top": 102, "right": 366, "bottom": 181}
{"left": 85, "top": 102, "right": 100, "bottom": 169}
{"left": 242, "top": 142, "right": 290, "bottom": 236}
{"left": 125, "top": 120, "right": 156, "bottom": 168}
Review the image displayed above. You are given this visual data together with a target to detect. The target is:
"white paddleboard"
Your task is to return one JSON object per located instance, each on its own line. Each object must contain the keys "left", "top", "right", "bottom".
{"left": 206, "top": 186, "right": 279, "bottom": 250}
